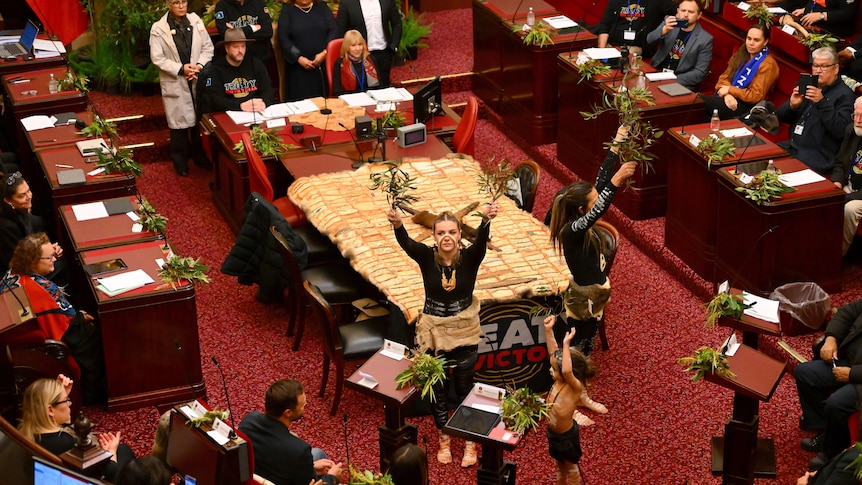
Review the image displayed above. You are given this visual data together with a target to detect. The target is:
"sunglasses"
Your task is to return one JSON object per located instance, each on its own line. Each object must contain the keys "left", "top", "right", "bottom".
{"left": 20, "top": 90, "right": 37, "bottom": 96}
{"left": 5, "top": 171, "right": 22, "bottom": 186}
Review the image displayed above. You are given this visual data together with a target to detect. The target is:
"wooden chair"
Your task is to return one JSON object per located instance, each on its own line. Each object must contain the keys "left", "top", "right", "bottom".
{"left": 506, "top": 160, "right": 541, "bottom": 213}
{"left": 593, "top": 220, "right": 620, "bottom": 351}
{"left": 0, "top": 413, "right": 64, "bottom": 484}
{"left": 303, "top": 280, "right": 387, "bottom": 416}
{"left": 325, "top": 38, "right": 344, "bottom": 97}
{"left": 452, "top": 96, "right": 479, "bottom": 156}
{"left": 270, "top": 227, "right": 366, "bottom": 351}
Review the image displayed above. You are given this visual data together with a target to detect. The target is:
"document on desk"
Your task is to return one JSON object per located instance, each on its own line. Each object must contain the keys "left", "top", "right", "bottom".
{"left": 742, "top": 292, "right": 780, "bottom": 323}
{"left": 20, "top": 115, "right": 57, "bottom": 131}
{"left": 226, "top": 110, "right": 266, "bottom": 125}
{"left": 32, "top": 39, "right": 66, "bottom": 53}
{"left": 287, "top": 99, "right": 320, "bottom": 115}
{"left": 76, "top": 138, "right": 110, "bottom": 156}
{"left": 543, "top": 15, "right": 577, "bottom": 29}
{"left": 720, "top": 127, "right": 753, "bottom": 138}
{"left": 262, "top": 103, "right": 295, "bottom": 119}
{"left": 339, "top": 92, "right": 377, "bottom": 107}
{"left": 367, "top": 87, "right": 413, "bottom": 103}
{"left": 583, "top": 47, "right": 621, "bottom": 59}
{"left": 779, "top": 169, "right": 825, "bottom": 187}
{"left": 645, "top": 71, "right": 676, "bottom": 82}
{"left": 96, "top": 269, "right": 155, "bottom": 296}
{"left": 71, "top": 201, "right": 109, "bottom": 221}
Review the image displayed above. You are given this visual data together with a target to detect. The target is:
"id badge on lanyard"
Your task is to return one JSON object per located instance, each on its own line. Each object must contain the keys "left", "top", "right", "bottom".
{"left": 624, "top": 28, "right": 636, "bottom": 41}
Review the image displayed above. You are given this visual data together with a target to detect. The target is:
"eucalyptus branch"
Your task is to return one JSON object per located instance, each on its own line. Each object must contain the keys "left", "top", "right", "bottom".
{"left": 394, "top": 350, "right": 448, "bottom": 402}
{"left": 95, "top": 148, "right": 143, "bottom": 178}
{"left": 697, "top": 136, "right": 736, "bottom": 169}
{"left": 801, "top": 32, "right": 838, "bottom": 50}
{"left": 158, "top": 255, "right": 211, "bottom": 290}
{"left": 742, "top": 4, "right": 774, "bottom": 29}
{"left": 369, "top": 161, "right": 420, "bottom": 211}
{"left": 735, "top": 169, "right": 796, "bottom": 205}
{"left": 678, "top": 346, "right": 736, "bottom": 382}
{"left": 134, "top": 199, "right": 169, "bottom": 234}
{"left": 348, "top": 467, "right": 395, "bottom": 485}
{"left": 186, "top": 409, "right": 229, "bottom": 428}
{"left": 574, "top": 58, "right": 612, "bottom": 83}
{"left": 78, "top": 115, "right": 119, "bottom": 139}
{"left": 513, "top": 21, "right": 556, "bottom": 47}
{"left": 234, "top": 125, "right": 296, "bottom": 157}
{"left": 705, "top": 291, "right": 753, "bottom": 329}
{"left": 476, "top": 156, "right": 517, "bottom": 201}
{"left": 381, "top": 110, "right": 406, "bottom": 130}
{"left": 501, "top": 386, "right": 549, "bottom": 433}
{"left": 58, "top": 70, "right": 90, "bottom": 93}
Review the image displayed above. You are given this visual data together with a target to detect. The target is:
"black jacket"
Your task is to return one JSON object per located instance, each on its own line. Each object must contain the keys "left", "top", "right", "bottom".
{"left": 335, "top": 0, "right": 402, "bottom": 54}
{"left": 221, "top": 194, "right": 307, "bottom": 299}
{"left": 214, "top": 0, "right": 274, "bottom": 61}
{"left": 830, "top": 123, "right": 862, "bottom": 202}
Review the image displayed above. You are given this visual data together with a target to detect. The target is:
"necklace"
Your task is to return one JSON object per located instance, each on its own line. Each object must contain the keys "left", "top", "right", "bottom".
{"left": 441, "top": 267, "right": 457, "bottom": 292}
{"left": 296, "top": 2, "right": 313, "bottom": 13}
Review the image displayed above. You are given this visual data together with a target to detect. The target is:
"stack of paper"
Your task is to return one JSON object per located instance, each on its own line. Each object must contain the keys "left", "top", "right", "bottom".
{"left": 742, "top": 292, "right": 780, "bottom": 323}
{"left": 583, "top": 47, "right": 621, "bottom": 59}
{"left": 339, "top": 92, "right": 377, "bottom": 107}
{"left": 20, "top": 115, "right": 57, "bottom": 131}
{"left": 778, "top": 169, "right": 826, "bottom": 187}
{"left": 367, "top": 87, "right": 413, "bottom": 103}
{"left": 76, "top": 138, "right": 110, "bottom": 156}
{"left": 543, "top": 15, "right": 577, "bottom": 29}
{"left": 96, "top": 269, "right": 154, "bottom": 297}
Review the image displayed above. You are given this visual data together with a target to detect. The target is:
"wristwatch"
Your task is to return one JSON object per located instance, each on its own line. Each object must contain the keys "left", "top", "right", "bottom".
{"left": 820, "top": 12, "right": 825, "bottom": 20}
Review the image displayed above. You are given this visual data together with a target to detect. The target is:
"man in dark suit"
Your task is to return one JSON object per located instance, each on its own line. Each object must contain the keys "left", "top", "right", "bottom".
{"left": 794, "top": 299, "right": 862, "bottom": 471}
{"left": 645, "top": 0, "right": 712, "bottom": 91}
{"left": 830, "top": 96, "right": 862, "bottom": 256}
{"left": 335, "top": 0, "right": 402, "bottom": 87}
{"left": 239, "top": 380, "right": 342, "bottom": 485}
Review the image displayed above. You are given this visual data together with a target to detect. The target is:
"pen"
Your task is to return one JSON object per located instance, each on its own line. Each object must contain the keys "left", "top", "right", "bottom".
{"left": 8, "top": 76, "right": 22, "bottom": 81}
{"left": 832, "top": 358, "right": 838, "bottom": 368}
{"left": 10, "top": 78, "right": 30, "bottom": 84}
{"left": 55, "top": 164, "right": 73, "bottom": 168}
{"left": 39, "top": 139, "right": 57, "bottom": 143}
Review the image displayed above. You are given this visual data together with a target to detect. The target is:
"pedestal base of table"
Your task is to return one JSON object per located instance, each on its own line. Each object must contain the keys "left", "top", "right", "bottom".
{"left": 378, "top": 423, "right": 417, "bottom": 471}
{"left": 477, "top": 460, "right": 516, "bottom": 485}
{"left": 710, "top": 436, "right": 776, "bottom": 480}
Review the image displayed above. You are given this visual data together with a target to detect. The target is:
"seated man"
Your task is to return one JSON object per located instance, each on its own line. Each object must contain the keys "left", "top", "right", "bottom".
{"left": 794, "top": 298, "right": 862, "bottom": 471}
{"left": 239, "top": 379, "right": 341, "bottom": 485}
{"left": 838, "top": 33, "right": 862, "bottom": 92}
{"left": 197, "top": 28, "right": 274, "bottom": 116}
{"left": 596, "top": 0, "right": 677, "bottom": 56}
{"left": 830, "top": 96, "right": 862, "bottom": 256}
{"left": 777, "top": 47, "right": 854, "bottom": 176}
{"left": 645, "top": 0, "right": 712, "bottom": 91}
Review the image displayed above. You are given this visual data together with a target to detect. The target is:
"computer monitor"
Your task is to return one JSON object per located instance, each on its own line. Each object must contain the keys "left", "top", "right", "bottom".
{"left": 33, "top": 456, "right": 105, "bottom": 485}
{"left": 21, "top": 20, "right": 39, "bottom": 52}
{"left": 413, "top": 76, "right": 442, "bottom": 124}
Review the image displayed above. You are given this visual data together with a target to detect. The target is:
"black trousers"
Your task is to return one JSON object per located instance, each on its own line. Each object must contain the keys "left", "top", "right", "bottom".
{"left": 432, "top": 344, "right": 478, "bottom": 429}
{"left": 702, "top": 94, "right": 755, "bottom": 121}
{"left": 370, "top": 49, "right": 394, "bottom": 87}
{"left": 169, "top": 126, "right": 206, "bottom": 172}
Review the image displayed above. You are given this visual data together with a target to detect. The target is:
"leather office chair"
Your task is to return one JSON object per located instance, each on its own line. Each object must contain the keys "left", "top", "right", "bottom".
{"left": 270, "top": 227, "right": 366, "bottom": 351}
{"left": 303, "top": 280, "right": 387, "bottom": 416}
{"left": 593, "top": 220, "right": 620, "bottom": 351}
{"left": 506, "top": 160, "right": 541, "bottom": 213}
{"left": 325, "top": 38, "right": 344, "bottom": 97}
{"left": 453, "top": 96, "right": 479, "bottom": 157}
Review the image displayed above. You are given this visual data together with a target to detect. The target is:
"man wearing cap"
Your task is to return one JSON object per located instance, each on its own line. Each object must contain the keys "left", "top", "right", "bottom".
{"left": 197, "top": 28, "right": 274, "bottom": 116}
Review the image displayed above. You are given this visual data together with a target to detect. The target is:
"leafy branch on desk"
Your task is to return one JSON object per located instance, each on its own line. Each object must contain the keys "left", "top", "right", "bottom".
{"left": 348, "top": 467, "right": 395, "bottom": 485}
{"left": 742, "top": 2, "right": 774, "bottom": 28}
{"left": 158, "top": 255, "right": 211, "bottom": 290}
{"left": 135, "top": 199, "right": 169, "bottom": 234}
{"left": 58, "top": 70, "right": 90, "bottom": 93}
{"left": 697, "top": 136, "right": 736, "bottom": 169}
{"left": 186, "top": 408, "right": 229, "bottom": 429}
{"left": 95, "top": 147, "right": 143, "bottom": 178}
{"left": 513, "top": 20, "right": 556, "bottom": 48}
{"left": 735, "top": 169, "right": 795, "bottom": 205}
{"left": 233, "top": 125, "right": 296, "bottom": 157}
{"left": 77, "top": 114, "right": 118, "bottom": 139}
{"left": 574, "top": 59, "right": 612, "bottom": 84}
{"left": 705, "top": 291, "right": 753, "bottom": 329}
{"left": 678, "top": 346, "right": 736, "bottom": 382}
{"left": 394, "top": 350, "right": 449, "bottom": 402}
{"left": 502, "top": 385, "right": 549, "bottom": 433}
{"left": 369, "top": 160, "right": 420, "bottom": 211}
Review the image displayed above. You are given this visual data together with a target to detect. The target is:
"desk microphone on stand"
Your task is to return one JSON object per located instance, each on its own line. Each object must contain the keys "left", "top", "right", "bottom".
{"left": 678, "top": 92, "right": 703, "bottom": 136}
{"left": 731, "top": 130, "right": 759, "bottom": 175}
{"left": 0, "top": 277, "right": 31, "bottom": 319}
{"left": 211, "top": 356, "right": 238, "bottom": 440}
{"left": 342, "top": 413, "right": 351, "bottom": 468}
{"left": 511, "top": 0, "right": 525, "bottom": 24}
{"left": 318, "top": 66, "right": 332, "bottom": 115}
{"left": 368, "top": 118, "right": 387, "bottom": 163}
{"left": 338, "top": 122, "right": 366, "bottom": 169}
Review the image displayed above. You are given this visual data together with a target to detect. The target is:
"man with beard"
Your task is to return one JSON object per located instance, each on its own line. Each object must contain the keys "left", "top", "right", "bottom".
{"left": 239, "top": 379, "right": 342, "bottom": 485}
{"left": 197, "top": 28, "right": 274, "bottom": 116}
{"left": 831, "top": 97, "right": 862, "bottom": 256}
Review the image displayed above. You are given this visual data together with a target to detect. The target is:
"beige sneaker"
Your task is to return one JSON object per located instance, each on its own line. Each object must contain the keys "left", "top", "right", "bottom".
{"left": 437, "top": 433, "right": 452, "bottom": 464}
{"left": 461, "top": 440, "right": 477, "bottom": 467}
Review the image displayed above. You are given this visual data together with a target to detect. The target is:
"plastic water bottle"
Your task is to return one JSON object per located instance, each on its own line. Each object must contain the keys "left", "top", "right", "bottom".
{"left": 48, "top": 73, "right": 59, "bottom": 94}
{"left": 767, "top": 159, "right": 776, "bottom": 174}
{"left": 635, "top": 71, "right": 646, "bottom": 89}
{"left": 526, "top": 7, "right": 535, "bottom": 28}
{"left": 620, "top": 45, "right": 629, "bottom": 74}
{"left": 710, "top": 109, "right": 721, "bottom": 132}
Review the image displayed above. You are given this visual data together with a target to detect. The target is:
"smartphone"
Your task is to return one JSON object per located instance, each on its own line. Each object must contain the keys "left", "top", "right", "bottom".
{"left": 675, "top": 17, "right": 689, "bottom": 28}
{"left": 184, "top": 475, "right": 197, "bottom": 485}
{"left": 83, "top": 258, "right": 127, "bottom": 276}
{"left": 798, "top": 73, "right": 817, "bottom": 93}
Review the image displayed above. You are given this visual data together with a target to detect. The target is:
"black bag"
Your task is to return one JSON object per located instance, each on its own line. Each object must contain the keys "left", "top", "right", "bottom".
{"left": 62, "top": 312, "right": 107, "bottom": 405}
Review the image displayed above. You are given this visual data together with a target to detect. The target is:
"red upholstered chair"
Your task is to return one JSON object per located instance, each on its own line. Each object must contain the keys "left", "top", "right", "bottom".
{"left": 325, "top": 38, "right": 344, "bottom": 97}
{"left": 593, "top": 219, "right": 620, "bottom": 351}
{"left": 453, "top": 96, "right": 479, "bottom": 157}
{"left": 303, "top": 280, "right": 387, "bottom": 415}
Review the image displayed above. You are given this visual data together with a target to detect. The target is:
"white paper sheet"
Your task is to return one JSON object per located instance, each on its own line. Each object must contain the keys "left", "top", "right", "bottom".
{"left": 367, "top": 87, "right": 412, "bottom": 102}
{"left": 97, "top": 269, "right": 154, "bottom": 293}
{"left": 646, "top": 71, "right": 676, "bottom": 81}
{"left": 262, "top": 103, "right": 294, "bottom": 118}
{"left": 583, "top": 47, "right": 621, "bottom": 59}
{"left": 20, "top": 115, "right": 57, "bottom": 131}
{"left": 470, "top": 403, "right": 501, "bottom": 414}
{"left": 737, "top": 2, "right": 752, "bottom": 10}
{"left": 71, "top": 202, "right": 109, "bottom": 221}
{"left": 543, "top": 15, "right": 577, "bottom": 29}
{"left": 76, "top": 138, "right": 110, "bottom": 156}
{"left": 767, "top": 7, "right": 787, "bottom": 13}
{"left": 226, "top": 110, "right": 265, "bottom": 125}
{"left": 720, "top": 127, "right": 753, "bottom": 138}
{"left": 206, "top": 430, "right": 230, "bottom": 446}
{"left": 339, "top": 92, "right": 377, "bottom": 107}
{"left": 32, "top": 39, "right": 66, "bottom": 53}
{"left": 779, "top": 169, "right": 826, "bottom": 187}
{"left": 742, "top": 292, "right": 781, "bottom": 323}
{"left": 286, "top": 99, "right": 319, "bottom": 114}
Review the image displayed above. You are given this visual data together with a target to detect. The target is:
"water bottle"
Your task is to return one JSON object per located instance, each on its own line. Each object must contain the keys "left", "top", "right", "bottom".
{"left": 710, "top": 109, "right": 721, "bottom": 132}
{"left": 48, "top": 73, "right": 59, "bottom": 94}
{"left": 526, "top": 7, "right": 535, "bottom": 28}
{"left": 767, "top": 159, "right": 776, "bottom": 174}
{"left": 635, "top": 71, "right": 646, "bottom": 89}
{"left": 620, "top": 45, "right": 629, "bottom": 74}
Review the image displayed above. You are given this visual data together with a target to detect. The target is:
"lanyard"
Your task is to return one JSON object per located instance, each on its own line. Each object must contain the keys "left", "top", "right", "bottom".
{"left": 352, "top": 61, "right": 366, "bottom": 91}
{"left": 625, "top": 0, "right": 643, "bottom": 28}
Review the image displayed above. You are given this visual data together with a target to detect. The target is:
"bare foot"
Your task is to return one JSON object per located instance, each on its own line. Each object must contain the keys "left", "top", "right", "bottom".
{"left": 573, "top": 410, "right": 595, "bottom": 427}
{"left": 578, "top": 391, "right": 608, "bottom": 414}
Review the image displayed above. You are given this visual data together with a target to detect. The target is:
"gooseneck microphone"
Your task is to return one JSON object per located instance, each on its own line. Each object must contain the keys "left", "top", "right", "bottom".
{"left": 338, "top": 122, "right": 366, "bottom": 169}
{"left": 318, "top": 66, "right": 332, "bottom": 115}
{"left": 342, "top": 413, "right": 351, "bottom": 468}
{"left": 678, "top": 92, "right": 703, "bottom": 136}
{"left": 0, "top": 277, "right": 31, "bottom": 318}
{"left": 368, "top": 118, "right": 387, "bottom": 163}
{"left": 211, "top": 356, "right": 238, "bottom": 440}
{"left": 511, "top": 0, "right": 525, "bottom": 24}
{"left": 731, "top": 130, "right": 758, "bottom": 175}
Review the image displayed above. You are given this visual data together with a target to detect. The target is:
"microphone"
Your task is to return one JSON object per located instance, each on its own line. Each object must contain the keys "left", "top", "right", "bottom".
{"left": 342, "top": 413, "right": 350, "bottom": 468}
{"left": 318, "top": 66, "right": 332, "bottom": 115}
{"left": 368, "top": 118, "right": 387, "bottom": 163}
{"left": 0, "top": 277, "right": 31, "bottom": 319}
{"left": 731, "top": 129, "right": 758, "bottom": 175}
{"left": 338, "top": 122, "right": 366, "bottom": 169}
{"left": 569, "top": 0, "right": 600, "bottom": 59}
{"left": 678, "top": 91, "right": 704, "bottom": 136}
{"left": 511, "top": 0, "right": 525, "bottom": 24}
{"left": 211, "top": 356, "right": 238, "bottom": 440}
{"left": 720, "top": 224, "right": 779, "bottom": 292}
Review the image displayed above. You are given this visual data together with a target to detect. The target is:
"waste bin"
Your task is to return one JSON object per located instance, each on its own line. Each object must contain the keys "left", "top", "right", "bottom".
{"left": 769, "top": 282, "right": 831, "bottom": 336}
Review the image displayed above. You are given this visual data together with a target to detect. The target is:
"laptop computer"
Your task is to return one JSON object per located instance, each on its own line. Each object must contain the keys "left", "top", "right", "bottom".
{"left": 0, "top": 20, "right": 39, "bottom": 58}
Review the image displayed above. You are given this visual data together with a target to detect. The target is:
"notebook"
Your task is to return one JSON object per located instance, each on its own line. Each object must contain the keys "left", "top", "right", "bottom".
{"left": 0, "top": 20, "right": 38, "bottom": 58}
{"left": 103, "top": 197, "right": 135, "bottom": 215}
{"left": 446, "top": 405, "right": 501, "bottom": 436}
{"left": 658, "top": 82, "right": 693, "bottom": 97}
{"left": 57, "top": 169, "right": 86, "bottom": 186}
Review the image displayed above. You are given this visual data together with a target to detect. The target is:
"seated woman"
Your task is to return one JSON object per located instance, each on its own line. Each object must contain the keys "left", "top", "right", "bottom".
{"left": 0, "top": 171, "right": 61, "bottom": 274}
{"left": 332, "top": 30, "right": 379, "bottom": 96}
{"left": 2, "top": 233, "right": 105, "bottom": 403}
{"left": 18, "top": 375, "right": 134, "bottom": 481}
{"left": 703, "top": 24, "right": 779, "bottom": 120}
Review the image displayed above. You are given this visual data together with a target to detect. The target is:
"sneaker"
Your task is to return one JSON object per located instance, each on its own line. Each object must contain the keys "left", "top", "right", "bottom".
{"left": 808, "top": 452, "right": 828, "bottom": 471}
{"left": 801, "top": 433, "right": 824, "bottom": 453}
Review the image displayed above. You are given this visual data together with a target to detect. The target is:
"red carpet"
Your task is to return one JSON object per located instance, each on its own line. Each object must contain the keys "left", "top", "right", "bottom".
{"left": 76, "top": 8, "right": 862, "bottom": 484}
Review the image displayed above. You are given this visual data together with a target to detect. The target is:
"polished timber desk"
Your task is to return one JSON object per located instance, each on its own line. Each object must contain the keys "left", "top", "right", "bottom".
{"left": 664, "top": 121, "right": 786, "bottom": 282}
{"left": 76, "top": 240, "right": 205, "bottom": 411}
{"left": 473, "top": 0, "right": 596, "bottom": 146}
{"left": 58, "top": 196, "right": 160, "bottom": 253}
{"left": 714, "top": 158, "right": 843, "bottom": 294}
{"left": 557, "top": 57, "right": 703, "bottom": 220}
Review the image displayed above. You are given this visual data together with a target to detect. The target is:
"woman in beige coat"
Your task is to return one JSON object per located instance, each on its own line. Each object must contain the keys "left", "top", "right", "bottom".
{"left": 150, "top": 0, "right": 214, "bottom": 176}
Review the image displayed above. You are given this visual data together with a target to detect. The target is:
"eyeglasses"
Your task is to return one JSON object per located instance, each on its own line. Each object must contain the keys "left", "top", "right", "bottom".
{"left": 5, "top": 171, "right": 22, "bottom": 186}
{"left": 40, "top": 254, "right": 57, "bottom": 261}
{"left": 168, "top": 0, "right": 188, "bottom": 5}
{"left": 20, "top": 90, "right": 37, "bottom": 96}
{"left": 51, "top": 397, "right": 72, "bottom": 407}
{"left": 812, "top": 63, "right": 837, "bottom": 72}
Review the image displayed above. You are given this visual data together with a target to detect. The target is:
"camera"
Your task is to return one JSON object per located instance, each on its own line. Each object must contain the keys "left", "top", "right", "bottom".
{"left": 675, "top": 17, "right": 689, "bottom": 28}
{"left": 798, "top": 73, "right": 818, "bottom": 93}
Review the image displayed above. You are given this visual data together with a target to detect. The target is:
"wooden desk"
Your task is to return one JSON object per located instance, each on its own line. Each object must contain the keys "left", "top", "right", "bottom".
{"left": 704, "top": 344, "right": 786, "bottom": 482}
{"left": 167, "top": 404, "right": 250, "bottom": 485}
{"left": 345, "top": 350, "right": 418, "bottom": 471}
{"left": 0, "top": 41, "right": 66, "bottom": 76}
{"left": 442, "top": 386, "right": 522, "bottom": 485}
{"left": 664, "top": 121, "right": 786, "bottom": 282}
{"left": 58, "top": 196, "right": 160, "bottom": 253}
{"left": 714, "top": 158, "right": 843, "bottom": 295}
{"left": 473, "top": 0, "right": 597, "bottom": 145}
{"left": 24, "top": 111, "right": 92, "bottom": 152}
{"left": 557, "top": 60, "right": 703, "bottom": 219}
{"left": 77, "top": 241, "right": 205, "bottom": 411}
{"left": 1, "top": 67, "right": 88, "bottom": 152}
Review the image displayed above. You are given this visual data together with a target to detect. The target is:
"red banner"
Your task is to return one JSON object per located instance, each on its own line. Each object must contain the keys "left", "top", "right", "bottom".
{"left": 25, "top": 0, "right": 89, "bottom": 45}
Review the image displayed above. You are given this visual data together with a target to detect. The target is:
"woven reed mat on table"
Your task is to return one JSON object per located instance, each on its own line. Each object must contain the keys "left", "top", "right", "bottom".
{"left": 290, "top": 97, "right": 366, "bottom": 131}
{"left": 288, "top": 155, "right": 573, "bottom": 321}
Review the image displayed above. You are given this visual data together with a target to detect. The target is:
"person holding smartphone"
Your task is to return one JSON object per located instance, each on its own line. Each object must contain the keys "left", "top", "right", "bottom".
{"left": 646, "top": 0, "right": 713, "bottom": 90}
{"left": 777, "top": 47, "right": 854, "bottom": 176}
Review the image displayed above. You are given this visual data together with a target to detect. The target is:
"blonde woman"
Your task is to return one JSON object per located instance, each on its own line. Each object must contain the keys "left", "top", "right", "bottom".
{"left": 332, "top": 30, "right": 379, "bottom": 96}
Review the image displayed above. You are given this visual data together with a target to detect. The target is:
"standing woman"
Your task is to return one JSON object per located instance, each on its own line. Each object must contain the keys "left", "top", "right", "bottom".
{"left": 702, "top": 24, "right": 778, "bottom": 120}
{"left": 277, "top": 0, "right": 337, "bottom": 101}
{"left": 150, "top": 0, "right": 214, "bottom": 176}
{"left": 386, "top": 201, "right": 499, "bottom": 468}
{"left": 332, "top": 30, "right": 379, "bottom": 96}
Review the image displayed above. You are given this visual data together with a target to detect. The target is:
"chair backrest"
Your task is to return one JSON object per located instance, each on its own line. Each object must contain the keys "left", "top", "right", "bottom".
{"left": 269, "top": 226, "right": 304, "bottom": 293}
{"left": 593, "top": 220, "right": 620, "bottom": 276}
{"left": 0, "top": 413, "right": 64, "bottom": 485}
{"left": 453, "top": 96, "right": 479, "bottom": 156}
{"left": 242, "top": 133, "right": 274, "bottom": 203}
{"left": 514, "top": 160, "right": 541, "bottom": 213}
{"left": 302, "top": 280, "right": 342, "bottom": 356}
{"left": 325, "top": 38, "right": 344, "bottom": 97}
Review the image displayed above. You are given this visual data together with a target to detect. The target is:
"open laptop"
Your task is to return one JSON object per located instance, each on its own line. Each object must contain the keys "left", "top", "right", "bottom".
{"left": 0, "top": 20, "right": 39, "bottom": 58}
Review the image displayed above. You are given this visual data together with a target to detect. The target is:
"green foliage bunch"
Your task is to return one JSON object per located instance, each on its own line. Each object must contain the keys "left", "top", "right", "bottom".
{"left": 159, "top": 255, "right": 211, "bottom": 289}
{"left": 697, "top": 136, "right": 736, "bottom": 169}
{"left": 135, "top": 199, "right": 169, "bottom": 234}
{"left": 515, "top": 21, "right": 556, "bottom": 47}
{"left": 501, "top": 386, "right": 549, "bottom": 433}
{"left": 394, "top": 351, "right": 448, "bottom": 402}
{"left": 476, "top": 156, "right": 517, "bottom": 201}
{"left": 678, "top": 346, "right": 736, "bottom": 382}
{"left": 348, "top": 467, "right": 394, "bottom": 485}
{"left": 95, "top": 148, "right": 144, "bottom": 178}
{"left": 369, "top": 161, "right": 420, "bottom": 210}
{"left": 381, "top": 110, "right": 407, "bottom": 130}
{"left": 58, "top": 70, "right": 90, "bottom": 93}
{"left": 574, "top": 59, "right": 612, "bottom": 83}
{"left": 802, "top": 32, "right": 839, "bottom": 50}
{"left": 743, "top": 4, "right": 774, "bottom": 28}
{"left": 735, "top": 169, "right": 796, "bottom": 205}
{"left": 234, "top": 125, "right": 294, "bottom": 157}
{"left": 186, "top": 409, "right": 229, "bottom": 428}
{"left": 78, "top": 116, "right": 119, "bottom": 140}
{"left": 705, "top": 292, "right": 753, "bottom": 329}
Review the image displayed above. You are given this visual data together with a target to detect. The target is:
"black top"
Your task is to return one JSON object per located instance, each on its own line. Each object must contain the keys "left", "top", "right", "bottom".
{"left": 0, "top": 209, "right": 45, "bottom": 271}
{"left": 561, "top": 151, "right": 619, "bottom": 286}
{"left": 394, "top": 220, "right": 490, "bottom": 317}
{"left": 197, "top": 54, "right": 274, "bottom": 115}
{"left": 831, "top": 123, "right": 862, "bottom": 202}
{"left": 214, "top": 0, "right": 274, "bottom": 61}
{"left": 37, "top": 431, "right": 120, "bottom": 481}
{"left": 597, "top": 0, "right": 676, "bottom": 52}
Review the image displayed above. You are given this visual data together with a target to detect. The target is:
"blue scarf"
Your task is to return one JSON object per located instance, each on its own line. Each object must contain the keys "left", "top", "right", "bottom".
{"left": 731, "top": 47, "right": 769, "bottom": 89}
